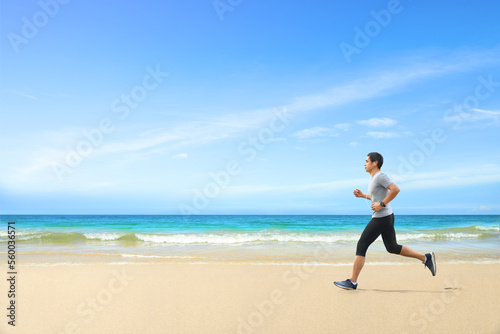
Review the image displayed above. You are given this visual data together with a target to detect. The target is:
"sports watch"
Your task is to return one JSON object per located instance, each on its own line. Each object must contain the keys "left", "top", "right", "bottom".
{"left": 380, "top": 201, "right": 386, "bottom": 207}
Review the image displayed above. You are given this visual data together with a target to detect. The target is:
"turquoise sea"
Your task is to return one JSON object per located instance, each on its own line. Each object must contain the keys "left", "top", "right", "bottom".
{"left": 1, "top": 215, "right": 499, "bottom": 265}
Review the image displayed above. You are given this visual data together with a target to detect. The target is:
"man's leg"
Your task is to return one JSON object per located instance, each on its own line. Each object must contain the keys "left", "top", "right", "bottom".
{"left": 380, "top": 214, "right": 426, "bottom": 262}
{"left": 350, "top": 255, "right": 365, "bottom": 283}
{"left": 351, "top": 217, "right": 383, "bottom": 282}
{"left": 401, "top": 246, "right": 437, "bottom": 276}
{"left": 399, "top": 245, "right": 425, "bottom": 262}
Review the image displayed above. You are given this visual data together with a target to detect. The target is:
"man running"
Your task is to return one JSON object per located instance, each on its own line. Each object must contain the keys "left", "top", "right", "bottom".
{"left": 334, "top": 152, "right": 436, "bottom": 290}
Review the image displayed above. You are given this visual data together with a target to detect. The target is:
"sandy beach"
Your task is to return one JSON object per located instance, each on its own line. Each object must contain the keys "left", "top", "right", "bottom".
{"left": 1, "top": 261, "right": 499, "bottom": 334}
{"left": 2, "top": 0, "right": 500, "bottom": 332}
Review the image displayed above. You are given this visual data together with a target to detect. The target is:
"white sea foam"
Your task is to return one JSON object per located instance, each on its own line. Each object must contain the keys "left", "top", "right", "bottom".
{"left": 132, "top": 231, "right": 487, "bottom": 245}
{"left": 83, "top": 232, "right": 122, "bottom": 241}
{"left": 472, "top": 225, "right": 499, "bottom": 231}
{"left": 0, "top": 230, "right": 52, "bottom": 241}
{"left": 121, "top": 254, "right": 164, "bottom": 258}
{"left": 134, "top": 232, "right": 361, "bottom": 244}
{"left": 398, "top": 232, "right": 482, "bottom": 241}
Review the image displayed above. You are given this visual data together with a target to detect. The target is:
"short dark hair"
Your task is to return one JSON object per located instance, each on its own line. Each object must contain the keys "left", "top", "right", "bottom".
{"left": 367, "top": 152, "right": 383, "bottom": 169}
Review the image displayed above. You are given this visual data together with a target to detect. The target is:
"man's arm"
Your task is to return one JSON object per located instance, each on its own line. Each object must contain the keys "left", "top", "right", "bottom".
{"left": 382, "top": 183, "right": 400, "bottom": 205}
{"left": 371, "top": 183, "right": 400, "bottom": 211}
{"left": 353, "top": 188, "right": 370, "bottom": 200}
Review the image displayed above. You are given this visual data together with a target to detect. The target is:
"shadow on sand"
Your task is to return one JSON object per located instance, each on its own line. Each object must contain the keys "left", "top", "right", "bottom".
{"left": 359, "top": 287, "right": 463, "bottom": 293}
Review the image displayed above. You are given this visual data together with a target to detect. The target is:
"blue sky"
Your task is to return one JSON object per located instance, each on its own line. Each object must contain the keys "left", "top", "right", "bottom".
{"left": 1, "top": 0, "right": 499, "bottom": 214}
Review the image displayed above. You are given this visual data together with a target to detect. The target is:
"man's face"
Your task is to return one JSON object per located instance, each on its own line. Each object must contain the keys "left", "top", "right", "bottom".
{"left": 364, "top": 156, "right": 377, "bottom": 173}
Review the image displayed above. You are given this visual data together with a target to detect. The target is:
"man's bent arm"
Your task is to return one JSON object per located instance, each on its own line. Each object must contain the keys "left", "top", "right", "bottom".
{"left": 382, "top": 183, "right": 400, "bottom": 205}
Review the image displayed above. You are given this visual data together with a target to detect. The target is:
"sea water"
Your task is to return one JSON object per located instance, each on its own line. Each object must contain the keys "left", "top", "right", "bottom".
{"left": 1, "top": 215, "right": 498, "bottom": 265}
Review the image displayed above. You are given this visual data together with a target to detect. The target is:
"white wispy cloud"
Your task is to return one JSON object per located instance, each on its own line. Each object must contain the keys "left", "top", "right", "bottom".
{"left": 334, "top": 123, "right": 351, "bottom": 131}
{"left": 357, "top": 117, "right": 397, "bottom": 127}
{"left": 268, "top": 137, "right": 287, "bottom": 143}
{"left": 16, "top": 148, "right": 65, "bottom": 179}
{"left": 42, "top": 92, "right": 72, "bottom": 98}
{"left": 443, "top": 108, "right": 500, "bottom": 124}
{"left": 473, "top": 108, "right": 500, "bottom": 115}
{"left": 10, "top": 90, "right": 39, "bottom": 100}
{"left": 173, "top": 153, "right": 188, "bottom": 159}
{"left": 284, "top": 50, "right": 500, "bottom": 117}
{"left": 293, "top": 127, "right": 338, "bottom": 139}
{"left": 98, "top": 132, "right": 181, "bottom": 154}
{"left": 293, "top": 123, "right": 351, "bottom": 141}
{"left": 366, "top": 131, "right": 400, "bottom": 138}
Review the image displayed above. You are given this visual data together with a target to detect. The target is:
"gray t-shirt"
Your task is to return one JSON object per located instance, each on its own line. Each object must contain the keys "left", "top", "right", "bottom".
{"left": 368, "top": 171, "right": 394, "bottom": 218}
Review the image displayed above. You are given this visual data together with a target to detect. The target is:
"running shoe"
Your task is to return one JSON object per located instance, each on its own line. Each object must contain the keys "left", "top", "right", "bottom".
{"left": 334, "top": 279, "right": 357, "bottom": 290}
{"left": 423, "top": 252, "right": 436, "bottom": 276}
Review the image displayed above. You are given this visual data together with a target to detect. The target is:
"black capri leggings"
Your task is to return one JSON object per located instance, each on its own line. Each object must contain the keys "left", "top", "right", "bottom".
{"left": 356, "top": 213, "right": 403, "bottom": 257}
